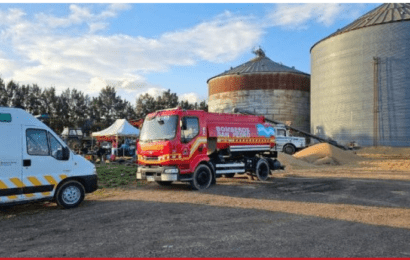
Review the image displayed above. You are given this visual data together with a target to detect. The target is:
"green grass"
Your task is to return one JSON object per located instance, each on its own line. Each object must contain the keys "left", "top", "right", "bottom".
{"left": 96, "top": 164, "right": 144, "bottom": 188}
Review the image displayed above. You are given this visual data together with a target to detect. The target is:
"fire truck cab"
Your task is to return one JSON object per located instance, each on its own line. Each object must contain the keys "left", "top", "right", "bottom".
{"left": 136, "top": 107, "right": 283, "bottom": 190}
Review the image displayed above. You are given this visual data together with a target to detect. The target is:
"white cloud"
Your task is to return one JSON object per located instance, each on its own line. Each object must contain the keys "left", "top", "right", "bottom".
{"left": 0, "top": 3, "right": 370, "bottom": 106}
{"left": 0, "top": 4, "right": 263, "bottom": 103}
{"left": 162, "top": 12, "right": 262, "bottom": 63}
{"left": 100, "top": 3, "right": 132, "bottom": 19}
{"left": 179, "top": 93, "right": 202, "bottom": 104}
{"left": 140, "top": 87, "right": 167, "bottom": 98}
{"left": 267, "top": 3, "right": 357, "bottom": 29}
{"left": 34, "top": 4, "right": 132, "bottom": 30}
{"left": 130, "top": 88, "right": 205, "bottom": 106}
{"left": 89, "top": 22, "right": 108, "bottom": 33}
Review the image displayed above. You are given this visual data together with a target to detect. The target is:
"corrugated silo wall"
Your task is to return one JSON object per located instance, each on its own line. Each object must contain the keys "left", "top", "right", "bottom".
{"left": 208, "top": 73, "right": 310, "bottom": 133}
{"left": 311, "top": 21, "right": 410, "bottom": 147}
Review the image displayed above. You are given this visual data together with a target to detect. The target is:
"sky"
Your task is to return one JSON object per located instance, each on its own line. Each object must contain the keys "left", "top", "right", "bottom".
{"left": 0, "top": 2, "right": 381, "bottom": 105}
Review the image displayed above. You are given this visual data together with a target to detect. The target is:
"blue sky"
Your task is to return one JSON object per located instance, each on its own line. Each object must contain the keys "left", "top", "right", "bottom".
{"left": 0, "top": 3, "right": 380, "bottom": 104}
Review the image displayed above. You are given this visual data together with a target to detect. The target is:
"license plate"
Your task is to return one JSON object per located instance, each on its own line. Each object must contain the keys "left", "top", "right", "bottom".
{"left": 147, "top": 176, "right": 155, "bottom": 182}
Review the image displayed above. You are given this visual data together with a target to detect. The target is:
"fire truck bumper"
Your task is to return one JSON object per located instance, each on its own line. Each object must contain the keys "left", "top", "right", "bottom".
{"left": 137, "top": 166, "right": 180, "bottom": 182}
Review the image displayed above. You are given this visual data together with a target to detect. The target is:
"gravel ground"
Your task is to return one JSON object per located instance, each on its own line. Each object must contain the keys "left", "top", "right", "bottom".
{"left": 1, "top": 197, "right": 410, "bottom": 258}
{"left": 1, "top": 147, "right": 410, "bottom": 257}
{"left": 1, "top": 175, "right": 410, "bottom": 257}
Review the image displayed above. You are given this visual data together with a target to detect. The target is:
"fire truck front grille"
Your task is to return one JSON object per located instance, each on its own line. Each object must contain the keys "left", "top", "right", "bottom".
{"left": 145, "top": 156, "right": 158, "bottom": 161}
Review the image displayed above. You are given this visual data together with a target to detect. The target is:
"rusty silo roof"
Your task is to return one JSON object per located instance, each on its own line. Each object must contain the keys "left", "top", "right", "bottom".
{"left": 311, "top": 3, "right": 410, "bottom": 52}
{"left": 207, "top": 48, "right": 309, "bottom": 83}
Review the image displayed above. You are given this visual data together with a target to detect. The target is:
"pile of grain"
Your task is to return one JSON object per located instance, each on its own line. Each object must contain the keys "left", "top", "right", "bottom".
{"left": 277, "top": 153, "right": 317, "bottom": 169}
{"left": 293, "top": 143, "right": 361, "bottom": 166}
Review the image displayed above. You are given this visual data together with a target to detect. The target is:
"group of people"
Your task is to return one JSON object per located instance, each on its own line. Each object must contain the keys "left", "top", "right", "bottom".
{"left": 75, "top": 139, "right": 133, "bottom": 164}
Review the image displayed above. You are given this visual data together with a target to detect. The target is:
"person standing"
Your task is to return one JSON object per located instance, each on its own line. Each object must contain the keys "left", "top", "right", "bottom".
{"left": 95, "top": 143, "right": 105, "bottom": 164}
{"left": 112, "top": 139, "right": 118, "bottom": 156}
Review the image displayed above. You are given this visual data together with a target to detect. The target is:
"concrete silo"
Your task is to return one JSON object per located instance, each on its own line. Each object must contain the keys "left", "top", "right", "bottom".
{"left": 208, "top": 48, "right": 311, "bottom": 133}
{"left": 311, "top": 3, "right": 410, "bottom": 146}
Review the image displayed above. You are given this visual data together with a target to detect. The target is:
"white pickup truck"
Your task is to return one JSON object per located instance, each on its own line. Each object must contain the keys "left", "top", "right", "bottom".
{"left": 273, "top": 124, "right": 306, "bottom": 155}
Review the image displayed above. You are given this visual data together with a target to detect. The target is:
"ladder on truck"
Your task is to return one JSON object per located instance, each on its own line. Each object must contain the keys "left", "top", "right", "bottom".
{"left": 233, "top": 108, "right": 348, "bottom": 151}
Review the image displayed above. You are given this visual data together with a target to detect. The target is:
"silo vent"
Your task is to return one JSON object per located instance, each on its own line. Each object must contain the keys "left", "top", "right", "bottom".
{"left": 252, "top": 46, "right": 265, "bottom": 58}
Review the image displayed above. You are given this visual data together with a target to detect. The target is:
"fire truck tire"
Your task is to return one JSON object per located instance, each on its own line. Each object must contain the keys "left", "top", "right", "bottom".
{"left": 255, "top": 158, "right": 270, "bottom": 181}
{"left": 156, "top": 181, "right": 173, "bottom": 186}
{"left": 191, "top": 164, "right": 213, "bottom": 190}
{"left": 224, "top": 173, "right": 235, "bottom": 178}
{"left": 55, "top": 180, "right": 85, "bottom": 209}
{"left": 283, "top": 144, "right": 296, "bottom": 155}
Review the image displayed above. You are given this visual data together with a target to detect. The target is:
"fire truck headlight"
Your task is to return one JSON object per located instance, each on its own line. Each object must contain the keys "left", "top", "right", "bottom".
{"left": 164, "top": 168, "right": 179, "bottom": 174}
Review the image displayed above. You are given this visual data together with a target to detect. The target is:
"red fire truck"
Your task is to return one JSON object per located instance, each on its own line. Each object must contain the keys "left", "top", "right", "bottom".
{"left": 136, "top": 107, "right": 284, "bottom": 190}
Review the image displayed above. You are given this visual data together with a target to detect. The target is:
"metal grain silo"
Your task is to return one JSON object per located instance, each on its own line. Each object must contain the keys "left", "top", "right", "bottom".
{"left": 311, "top": 3, "right": 410, "bottom": 146}
{"left": 208, "top": 48, "right": 311, "bottom": 133}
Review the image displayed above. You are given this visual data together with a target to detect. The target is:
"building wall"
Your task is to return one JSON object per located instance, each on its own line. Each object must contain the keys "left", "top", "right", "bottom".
{"left": 311, "top": 21, "right": 410, "bottom": 146}
{"left": 208, "top": 73, "right": 310, "bottom": 96}
{"left": 208, "top": 89, "right": 310, "bottom": 133}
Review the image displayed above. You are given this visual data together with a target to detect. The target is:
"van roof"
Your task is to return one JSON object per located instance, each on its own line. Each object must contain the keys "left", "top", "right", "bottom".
{"left": 0, "top": 107, "right": 47, "bottom": 128}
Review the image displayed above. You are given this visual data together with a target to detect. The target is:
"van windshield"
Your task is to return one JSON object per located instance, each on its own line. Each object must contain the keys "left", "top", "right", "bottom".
{"left": 139, "top": 115, "right": 178, "bottom": 142}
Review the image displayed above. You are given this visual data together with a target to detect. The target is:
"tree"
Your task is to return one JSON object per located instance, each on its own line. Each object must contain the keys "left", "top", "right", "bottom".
{"left": 68, "top": 88, "right": 89, "bottom": 128}
{"left": 92, "top": 86, "right": 137, "bottom": 129}
{"left": 135, "top": 89, "right": 179, "bottom": 119}
{"left": 0, "top": 77, "right": 7, "bottom": 106}
{"left": 179, "top": 99, "right": 208, "bottom": 111}
{"left": 179, "top": 100, "right": 194, "bottom": 110}
{"left": 6, "top": 81, "right": 24, "bottom": 108}
{"left": 96, "top": 86, "right": 122, "bottom": 128}
{"left": 198, "top": 100, "right": 208, "bottom": 112}
{"left": 156, "top": 89, "right": 179, "bottom": 110}
{"left": 135, "top": 93, "right": 157, "bottom": 119}
{"left": 21, "top": 84, "right": 43, "bottom": 115}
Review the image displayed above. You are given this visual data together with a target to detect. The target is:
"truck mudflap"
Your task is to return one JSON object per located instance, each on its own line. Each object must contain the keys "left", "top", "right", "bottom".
{"left": 137, "top": 166, "right": 192, "bottom": 182}
{"left": 267, "top": 158, "right": 285, "bottom": 171}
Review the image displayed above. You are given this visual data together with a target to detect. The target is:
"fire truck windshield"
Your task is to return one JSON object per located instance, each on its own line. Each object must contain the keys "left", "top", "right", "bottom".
{"left": 139, "top": 115, "right": 178, "bottom": 142}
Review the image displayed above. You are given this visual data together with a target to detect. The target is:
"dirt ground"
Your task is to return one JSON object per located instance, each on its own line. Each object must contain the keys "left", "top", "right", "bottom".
{"left": 1, "top": 145, "right": 410, "bottom": 257}
{"left": 83, "top": 145, "right": 410, "bottom": 229}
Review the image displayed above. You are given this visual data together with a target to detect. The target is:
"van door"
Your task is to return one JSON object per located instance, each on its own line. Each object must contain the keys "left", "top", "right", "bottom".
{"left": 0, "top": 122, "right": 24, "bottom": 204}
{"left": 21, "top": 127, "right": 71, "bottom": 201}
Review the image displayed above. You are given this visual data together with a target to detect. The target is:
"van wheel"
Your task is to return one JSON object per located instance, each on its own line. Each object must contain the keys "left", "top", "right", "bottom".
{"left": 283, "top": 144, "right": 296, "bottom": 155}
{"left": 55, "top": 180, "right": 85, "bottom": 209}
{"left": 191, "top": 164, "right": 212, "bottom": 190}
{"left": 255, "top": 158, "right": 270, "bottom": 181}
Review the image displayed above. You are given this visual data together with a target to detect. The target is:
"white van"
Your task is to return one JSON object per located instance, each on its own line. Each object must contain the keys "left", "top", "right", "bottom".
{"left": 0, "top": 107, "right": 97, "bottom": 209}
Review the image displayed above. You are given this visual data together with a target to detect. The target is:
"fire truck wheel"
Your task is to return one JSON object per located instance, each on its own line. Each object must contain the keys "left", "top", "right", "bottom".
{"left": 255, "top": 158, "right": 270, "bottom": 181}
{"left": 224, "top": 173, "right": 235, "bottom": 178}
{"left": 283, "top": 144, "right": 296, "bottom": 155}
{"left": 156, "top": 181, "right": 173, "bottom": 186}
{"left": 191, "top": 164, "right": 212, "bottom": 190}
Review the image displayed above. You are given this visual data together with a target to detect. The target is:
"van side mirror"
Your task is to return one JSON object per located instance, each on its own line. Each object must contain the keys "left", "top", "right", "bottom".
{"left": 62, "top": 147, "right": 70, "bottom": 160}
